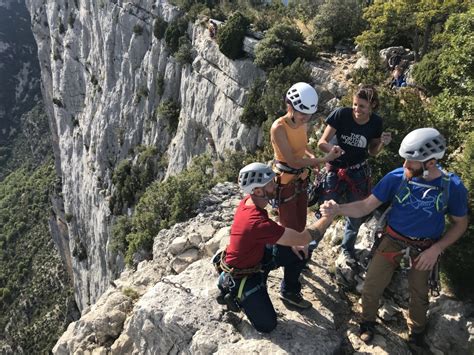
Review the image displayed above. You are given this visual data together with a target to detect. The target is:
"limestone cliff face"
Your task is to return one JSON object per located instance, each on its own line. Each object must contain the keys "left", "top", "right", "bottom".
{"left": 25, "top": 0, "right": 262, "bottom": 311}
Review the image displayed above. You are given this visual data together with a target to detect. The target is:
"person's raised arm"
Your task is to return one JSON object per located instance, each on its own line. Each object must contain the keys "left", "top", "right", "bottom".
{"left": 318, "top": 124, "right": 337, "bottom": 153}
{"left": 276, "top": 216, "right": 334, "bottom": 247}
{"left": 321, "top": 194, "right": 383, "bottom": 219}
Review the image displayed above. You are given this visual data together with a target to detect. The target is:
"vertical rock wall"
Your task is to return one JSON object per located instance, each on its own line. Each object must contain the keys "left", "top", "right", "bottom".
{"left": 25, "top": 0, "right": 262, "bottom": 310}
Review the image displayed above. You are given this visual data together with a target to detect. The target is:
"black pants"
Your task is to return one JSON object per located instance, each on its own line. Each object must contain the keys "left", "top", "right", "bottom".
{"left": 219, "top": 245, "right": 306, "bottom": 332}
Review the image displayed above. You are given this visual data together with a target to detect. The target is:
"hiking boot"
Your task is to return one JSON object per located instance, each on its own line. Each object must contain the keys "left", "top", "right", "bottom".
{"left": 280, "top": 291, "right": 312, "bottom": 309}
{"left": 359, "top": 321, "right": 376, "bottom": 343}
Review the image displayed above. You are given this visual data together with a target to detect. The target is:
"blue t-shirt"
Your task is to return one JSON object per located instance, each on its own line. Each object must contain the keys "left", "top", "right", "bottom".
{"left": 372, "top": 168, "right": 468, "bottom": 239}
{"left": 325, "top": 107, "right": 383, "bottom": 167}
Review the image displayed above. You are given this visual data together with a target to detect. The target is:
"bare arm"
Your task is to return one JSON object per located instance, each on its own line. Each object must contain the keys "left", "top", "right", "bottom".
{"left": 271, "top": 122, "right": 339, "bottom": 168}
{"left": 368, "top": 138, "right": 383, "bottom": 156}
{"left": 321, "top": 194, "right": 383, "bottom": 218}
{"left": 276, "top": 216, "right": 333, "bottom": 246}
{"left": 368, "top": 132, "right": 392, "bottom": 156}
{"left": 318, "top": 125, "right": 337, "bottom": 153}
{"left": 415, "top": 214, "right": 469, "bottom": 270}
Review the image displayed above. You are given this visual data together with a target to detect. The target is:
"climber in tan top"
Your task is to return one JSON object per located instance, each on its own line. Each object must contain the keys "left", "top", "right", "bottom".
{"left": 270, "top": 82, "right": 342, "bottom": 303}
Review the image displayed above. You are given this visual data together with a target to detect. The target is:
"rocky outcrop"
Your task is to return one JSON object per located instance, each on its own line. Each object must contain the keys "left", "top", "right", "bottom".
{"left": 53, "top": 183, "right": 474, "bottom": 354}
{"left": 53, "top": 183, "right": 344, "bottom": 354}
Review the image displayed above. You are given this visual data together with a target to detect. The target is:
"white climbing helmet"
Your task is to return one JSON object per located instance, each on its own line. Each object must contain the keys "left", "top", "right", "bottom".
{"left": 238, "top": 162, "right": 275, "bottom": 195}
{"left": 399, "top": 127, "right": 446, "bottom": 162}
{"left": 286, "top": 82, "right": 318, "bottom": 115}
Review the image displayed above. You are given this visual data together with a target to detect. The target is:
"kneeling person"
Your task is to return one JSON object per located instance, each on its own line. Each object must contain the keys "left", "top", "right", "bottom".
{"left": 217, "top": 162, "right": 334, "bottom": 333}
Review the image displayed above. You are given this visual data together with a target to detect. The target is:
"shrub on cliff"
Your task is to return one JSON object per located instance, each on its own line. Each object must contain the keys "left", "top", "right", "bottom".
{"left": 110, "top": 146, "right": 160, "bottom": 215}
{"left": 254, "top": 23, "right": 316, "bottom": 71}
{"left": 240, "top": 78, "right": 266, "bottom": 127}
{"left": 124, "top": 155, "right": 215, "bottom": 265}
{"left": 153, "top": 16, "right": 168, "bottom": 40}
{"left": 442, "top": 131, "right": 474, "bottom": 300}
{"left": 165, "top": 18, "right": 188, "bottom": 54}
{"left": 217, "top": 12, "right": 250, "bottom": 60}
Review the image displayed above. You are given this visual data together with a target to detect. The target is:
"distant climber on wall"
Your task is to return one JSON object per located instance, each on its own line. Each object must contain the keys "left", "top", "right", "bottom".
{"left": 320, "top": 128, "right": 468, "bottom": 350}
{"left": 214, "top": 162, "right": 336, "bottom": 333}
{"left": 317, "top": 85, "right": 391, "bottom": 275}
{"left": 208, "top": 20, "right": 217, "bottom": 39}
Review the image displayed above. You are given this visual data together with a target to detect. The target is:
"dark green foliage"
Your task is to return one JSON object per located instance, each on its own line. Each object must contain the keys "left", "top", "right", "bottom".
{"left": 310, "top": 0, "right": 366, "bottom": 49}
{"left": 367, "top": 87, "right": 435, "bottom": 182}
{"left": 351, "top": 50, "right": 386, "bottom": 86}
{"left": 133, "top": 24, "right": 143, "bottom": 35}
{"left": 217, "top": 12, "right": 250, "bottom": 60}
{"left": 124, "top": 155, "right": 215, "bottom": 265}
{"left": 58, "top": 22, "right": 65, "bottom": 34}
{"left": 110, "top": 215, "right": 132, "bottom": 254}
{"left": 90, "top": 74, "right": 98, "bottom": 86}
{"left": 260, "top": 58, "right": 312, "bottom": 118}
{"left": 175, "top": 36, "right": 193, "bottom": 65}
{"left": 442, "top": 131, "right": 474, "bottom": 300}
{"left": 254, "top": 23, "right": 316, "bottom": 71}
{"left": 356, "top": 1, "right": 469, "bottom": 58}
{"left": 240, "top": 78, "right": 266, "bottom": 127}
{"left": 165, "top": 18, "right": 188, "bottom": 54}
{"left": 0, "top": 163, "right": 77, "bottom": 352}
{"left": 110, "top": 146, "right": 160, "bottom": 215}
{"left": 153, "top": 16, "right": 168, "bottom": 40}
{"left": 68, "top": 13, "right": 75, "bottom": 28}
{"left": 411, "top": 50, "right": 443, "bottom": 95}
{"left": 52, "top": 98, "right": 63, "bottom": 107}
{"left": 215, "top": 150, "right": 253, "bottom": 184}
{"left": 157, "top": 100, "right": 181, "bottom": 134}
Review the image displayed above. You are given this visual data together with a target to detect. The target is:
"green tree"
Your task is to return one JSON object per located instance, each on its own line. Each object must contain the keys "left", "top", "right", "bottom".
{"left": 165, "top": 18, "right": 188, "bottom": 54}
{"left": 240, "top": 78, "right": 266, "bottom": 127}
{"left": 254, "top": 23, "right": 316, "bottom": 71}
{"left": 260, "top": 58, "right": 313, "bottom": 119}
{"left": 356, "top": 0, "right": 469, "bottom": 59}
{"left": 217, "top": 12, "right": 250, "bottom": 59}
{"left": 310, "top": 0, "right": 366, "bottom": 49}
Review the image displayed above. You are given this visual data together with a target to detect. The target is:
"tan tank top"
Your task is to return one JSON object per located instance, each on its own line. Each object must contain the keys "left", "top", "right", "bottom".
{"left": 272, "top": 117, "right": 307, "bottom": 162}
{"left": 272, "top": 117, "right": 308, "bottom": 184}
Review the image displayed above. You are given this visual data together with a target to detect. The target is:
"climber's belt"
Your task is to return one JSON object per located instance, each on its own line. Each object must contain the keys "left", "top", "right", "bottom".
{"left": 273, "top": 160, "right": 305, "bottom": 175}
{"left": 386, "top": 225, "right": 435, "bottom": 249}
{"left": 327, "top": 160, "right": 368, "bottom": 172}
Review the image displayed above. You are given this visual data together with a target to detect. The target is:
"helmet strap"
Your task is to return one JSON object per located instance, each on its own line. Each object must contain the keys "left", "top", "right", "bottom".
{"left": 422, "top": 162, "right": 429, "bottom": 178}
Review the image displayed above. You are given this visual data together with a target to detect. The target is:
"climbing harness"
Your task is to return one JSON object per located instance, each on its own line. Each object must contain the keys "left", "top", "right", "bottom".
{"left": 307, "top": 168, "right": 327, "bottom": 207}
{"left": 271, "top": 160, "right": 309, "bottom": 209}
{"left": 322, "top": 160, "right": 371, "bottom": 199}
{"left": 161, "top": 277, "right": 191, "bottom": 293}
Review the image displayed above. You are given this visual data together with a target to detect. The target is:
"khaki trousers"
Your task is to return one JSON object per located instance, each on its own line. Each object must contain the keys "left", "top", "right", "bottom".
{"left": 362, "top": 236, "right": 431, "bottom": 333}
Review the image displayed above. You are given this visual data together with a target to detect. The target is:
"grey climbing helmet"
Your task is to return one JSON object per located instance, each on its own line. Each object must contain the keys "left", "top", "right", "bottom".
{"left": 238, "top": 162, "right": 275, "bottom": 195}
{"left": 399, "top": 127, "right": 446, "bottom": 162}
{"left": 286, "top": 82, "right": 318, "bottom": 114}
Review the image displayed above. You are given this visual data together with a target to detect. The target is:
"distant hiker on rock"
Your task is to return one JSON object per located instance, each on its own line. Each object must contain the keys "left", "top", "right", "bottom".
{"left": 317, "top": 85, "right": 391, "bottom": 273}
{"left": 320, "top": 128, "right": 468, "bottom": 350}
{"left": 214, "top": 162, "right": 335, "bottom": 333}
{"left": 390, "top": 65, "right": 407, "bottom": 89}
{"left": 270, "top": 82, "right": 342, "bottom": 270}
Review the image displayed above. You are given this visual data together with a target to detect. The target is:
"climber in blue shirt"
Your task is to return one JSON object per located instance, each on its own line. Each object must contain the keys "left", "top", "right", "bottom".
{"left": 320, "top": 127, "right": 468, "bottom": 350}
